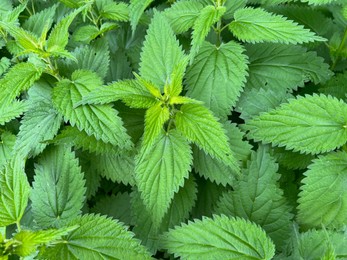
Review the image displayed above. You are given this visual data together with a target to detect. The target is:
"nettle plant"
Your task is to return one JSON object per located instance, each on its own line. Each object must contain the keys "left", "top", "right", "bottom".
{"left": 0, "top": 0, "right": 347, "bottom": 259}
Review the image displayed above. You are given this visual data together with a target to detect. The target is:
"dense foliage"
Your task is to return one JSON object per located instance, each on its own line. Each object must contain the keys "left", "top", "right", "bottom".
{"left": 1, "top": 0, "right": 347, "bottom": 259}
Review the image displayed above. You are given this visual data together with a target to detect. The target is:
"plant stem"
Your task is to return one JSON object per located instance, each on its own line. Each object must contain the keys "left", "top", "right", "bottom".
{"left": 331, "top": 27, "right": 347, "bottom": 70}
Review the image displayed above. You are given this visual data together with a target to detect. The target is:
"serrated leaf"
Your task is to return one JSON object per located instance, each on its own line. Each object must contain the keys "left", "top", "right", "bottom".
{"left": 31, "top": 145, "right": 86, "bottom": 228}
{"left": 14, "top": 80, "right": 63, "bottom": 158}
{"left": 0, "top": 101, "right": 28, "bottom": 126}
{"left": 215, "top": 146, "right": 293, "bottom": 249}
{"left": 190, "top": 5, "right": 225, "bottom": 60}
{"left": 132, "top": 176, "right": 197, "bottom": 253}
{"left": 245, "top": 43, "right": 332, "bottom": 91}
{"left": 46, "top": 7, "right": 82, "bottom": 54}
{"left": 193, "top": 122, "right": 251, "bottom": 186}
{"left": 176, "top": 103, "right": 239, "bottom": 172}
{"left": 163, "top": 0, "right": 204, "bottom": 34}
{"left": 0, "top": 160, "right": 30, "bottom": 227}
{"left": 93, "top": 151, "right": 136, "bottom": 185}
{"left": 13, "top": 227, "right": 77, "bottom": 257}
{"left": 135, "top": 130, "right": 192, "bottom": 228}
{"left": 229, "top": 7, "right": 325, "bottom": 44}
{"left": 161, "top": 215, "right": 275, "bottom": 260}
{"left": 97, "top": 1, "right": 129, "bottom": 21}
{"left": 79, "top": 79, "right": 156, "bottom": 108}
{"left": 298, "top": 151, "right": 347, "bottom": 229}
{"left": 52, "top": 70, "right": 132, "bottom": 149}
{"left": 244, "top": 94, "right": 347, "bottom": 154}
{"left": 139, "top": 12, "right": 186, "bottom": 89}
{"left": 143, "top": 102, "right": 170, "bottom": 147}
{"left": 223, "top": 0, "right": 247, "bottom": 20}
{"left": 53, "top": 126, "right": 117, "bottom": 155}
{"left": 129, "top": 0, "right": 153, "bottom": 32}
{"left": 39, "top": 214, "right": 153, "bottom": 260}
{"left": 271, "top": 146, "right": 315, "bottom": 170}
{"left": 186, "top": 41, "right": 248, "bottom": 118}
{"left": 0, "top": 57, "right": 10, "bottom": 77}
{"left": 302, "top": 0, "right": 342, "bottom": 5}
{"left": 0, "top": 62, "right": 43, "bottom": 106}
{"left": 0, "top": 132, "right": 16, "bottom": 168}
{"left": 91, "top": 193, "right": 132, "bottom": 225}
{"left": 236, "top": 88, "right": 293, "bottom": 120}
{"left": 319, "top": 71, "right": 347, "bottom": 101}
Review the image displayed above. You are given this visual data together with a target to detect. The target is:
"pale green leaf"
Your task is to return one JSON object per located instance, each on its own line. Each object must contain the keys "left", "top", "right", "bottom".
{"left": 0, "top": 132, "right": 16, "bottom": 168}
{"left": 39, "top": 214, "right": 153, "bottom": 260}
{"left": 52, "top": 70, "right": 132, "bottom": 149}
{"left": 190, "top": 5, "right": 225, "bottom": 60}
{"left": 244, "top": 94, "right": 347, "bottom": 154}
{"left": 186, "top": 41, "right": 248, "bottom": 118}
{"left": 58, "top": 0, "right": 84, "bottom": 8}
{"left": 132, "top": 176, "right": 197, "bottom": 253}
{"left": 215, "top": 146, "right": 293, "bottom": 249}
{"left": 245, "top": 43, "right": 332, "bottom": 91}
{"left": 14, "top": 80, "right": 63, "bottom": 158}
{"left": 165, "top": 57, "right": 189, "bottom": 97}
{"left": 13, "top": 227, "right": 77, "bottom": 257}
{"left": 79, "top": 79, "right": 157, "bottom": 108}
{"left": 46, "top": 7, "right": 82, "bottom": 54}
{"left": 143, "top": 102, "right": 170, "bottom": 147}
{"left": 161, "top": 215, "right": 275, "bottom": 260}
{"left": 302, "top": 0, "right": 342, "bottom": 5}
{"left": 0, "top": 101, "right": 28, "bottom": 126}
{"left": 0, "top": 57, "right": 10, "bottom": 77}
{"left": 298, "top": 151, "right": 347, "bottom": 229}
{"left": 72, "top": 24, "right": 100, "bottom": 43}
{"left": 176, "top": 103, "right": 240, "bottom": 172}
{"left": 193, "top": 122, "right": 251, "bottom": 186}
{"left": 129, "top": 0, "right": 154, "bottom": 32}
{"left": 0, "top": 0, "right": 11, "bottom": 14}
{"left": 0, "top": 62, "right": 43, "bottom": 106}
{"left": 52, "top": 126, "right": 117, "bottom": 155}
{"left": 163, "top": 0, "right": 204, "bottom": 34}
{"left": 135, "top": 130, "right": 192, "bottom": 228}
{"left": 223, "top": 0, "right": 247, "bottom": 20}
{"left": 139, "top": 12, "right": 186, "bottom": 89}
{"left": 0, "top": 160, "right": 30, "bottom": 227}
{"left": 229, "top": 7, "right": 325, "bottom": 44}
{"left": 31, "top": 145, "right": 86, "bottom": 228}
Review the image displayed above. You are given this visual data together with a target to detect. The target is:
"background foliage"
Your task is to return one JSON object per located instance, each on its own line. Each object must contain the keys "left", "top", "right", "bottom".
{"left": 1, "top": 0, "right": 347, "bottom": 259}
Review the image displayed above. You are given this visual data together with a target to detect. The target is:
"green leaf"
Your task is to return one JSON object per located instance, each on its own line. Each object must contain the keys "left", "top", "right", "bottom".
{"left": 31, "top": 145, "right": 86, "bottom": 228}
{"left": 0, "top": 57, "right": 10, "bottom": 77}
{"left": 46, "top": 7, "right": 83, "bottom": 54}
{"left": 143, "top": 102, "right": 170, "bottom": 147}
{"left": 139, "top": 12, "right": 186, "bottom": 89}
{"left": 301, "top": 0, "right": 342, "bottom": 5}
{"left": 190, "top": 5, "right": 225, "bottom": 60}
{"left": 245, "top": 43, "right": 332, "bottom": 91}
{"left": 0, "top": 101, "right": 28, "bottom": 126}
{"left": 229, "top": 7, "right": 325, "bottom": 44}
{"left": 223, "top": 0, "right": 247, "bottom": 20}
{"left": 93, "top": 151, "right": 136, "bottom": 185}
{"left": 135, "top": 130, "right": 192, "bottom": 228}
{"left": 193, "top": 122, "right": 251, "bottom": 186}
{"left": 52, "top": 126, "right": 117, "bottom": 155}
{"left": 161, "top": 215, "right": 275, "bottom": 260}
{"left": 79, "top": 79, "right": 157, "bottom": 108}
{"left": 14, "top": 80, "right": 63, "bottom": 158}
{"left": 97, "top": 1, "right": 129, "bottom": 21}
{"left": 271, "top": 146, "right": 316, "bottom": 170}
{"left": 185, "top": 41, "right": 248, "bottom": 118}
{"left": 298, "top": 151, "right": 347, "bottom": 229}
{"left": 52, "top": 70, "right": 132, "bottom": 149}
{"left": 0, "top": 132, "right": 16, "bottom": 168}
{"left": 22, "top": 4, "right": 57, "bottom": 38}
{"left": 129, "top": 0, "right": 153, "bottom": 31}
{"left": 0, "top": 160, "right": 30, "bottom": 227}
{"left": 13, "top": 227, "right": 77, "bottom": 257}
{"left": 244, "top": 94, "right": 347, "bottom": 154}
{"left": 132, "top": 176, "right": 197, "bottom": 253}
{"left": 215, "top": 146, "right": 293, "bottom": 249}
{"left": 176, "top": 103, "right": 240, "bottom": 172}
{"left": 39, "top": 214, "right": 153, "bottom": 260}
{"left": 163, "top": 0, "right": 204, "bottom": 34}
{"left": 319, "top": 71, "right": 347, "bottom": 101}
{"left": 0, "top": 62, "right": 43, "bottom": 106}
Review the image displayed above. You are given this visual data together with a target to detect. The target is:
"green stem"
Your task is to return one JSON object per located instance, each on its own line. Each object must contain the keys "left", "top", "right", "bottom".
{"left": 331, "top": 27, "right": 347, "bottom": 70}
